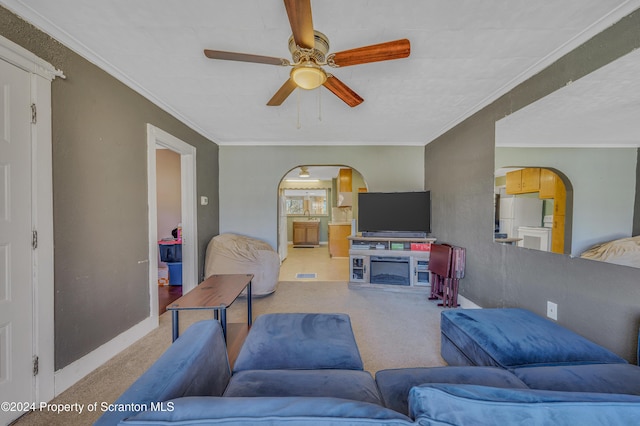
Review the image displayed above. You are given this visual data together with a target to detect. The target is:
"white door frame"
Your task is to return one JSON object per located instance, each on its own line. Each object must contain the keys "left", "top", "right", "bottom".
{"left": 0, "top": 35, "right": 63, "bottom": 407}
{"left": 147, "top": 124, "right": 198, "bottom": 322}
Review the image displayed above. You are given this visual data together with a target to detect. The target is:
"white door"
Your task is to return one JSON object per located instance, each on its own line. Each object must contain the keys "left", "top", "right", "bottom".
{"left": 0, "top": 58, "right": 34, "bottom": 424}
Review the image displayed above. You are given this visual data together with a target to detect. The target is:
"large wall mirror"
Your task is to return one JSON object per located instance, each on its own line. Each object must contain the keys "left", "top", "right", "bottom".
{"left": 494, "top": 47, "right": 640, "bottom": 268}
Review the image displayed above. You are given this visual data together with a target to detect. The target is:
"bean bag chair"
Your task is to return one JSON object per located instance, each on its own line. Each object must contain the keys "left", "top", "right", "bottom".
{"left": 204, "top": 233, "right": 280, "bottom": 296}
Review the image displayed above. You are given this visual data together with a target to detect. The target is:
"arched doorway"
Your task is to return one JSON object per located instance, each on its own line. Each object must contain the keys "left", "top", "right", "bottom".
{"left": 277, "top": 165, "right": 367, "bottom": 281}
{"left": 494, "top": 166, "right": 572, "bottom": 254}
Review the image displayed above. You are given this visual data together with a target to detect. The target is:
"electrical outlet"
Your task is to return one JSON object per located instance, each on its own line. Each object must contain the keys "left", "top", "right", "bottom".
{"left": 547, "top": 301, "right": 558, "bottom": 320}
{"left": 200, "top": 196, "right": 209, "bottom": 206}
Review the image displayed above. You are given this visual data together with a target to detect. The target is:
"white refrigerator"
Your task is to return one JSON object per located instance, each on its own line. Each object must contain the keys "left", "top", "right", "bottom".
{"left": 499, "top": 197, "right": 543, "bottom": 238}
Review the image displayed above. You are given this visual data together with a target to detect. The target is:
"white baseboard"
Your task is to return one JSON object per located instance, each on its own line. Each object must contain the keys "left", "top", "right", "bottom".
{"left": 53, "top": 316, "right": 158, "bottom": 395}
{"left": 458, "top": 294, "right": 482, "bottom": 309}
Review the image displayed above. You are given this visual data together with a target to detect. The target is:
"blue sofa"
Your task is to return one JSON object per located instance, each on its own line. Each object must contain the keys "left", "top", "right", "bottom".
{"left": 376, "top": 308, "right": 640, "bottom": 421}
{"left": 96, "top": 311, "right": 640, "bottom": 425}
{"left": 96, "top": 313, "right": 411, "bottom": 425}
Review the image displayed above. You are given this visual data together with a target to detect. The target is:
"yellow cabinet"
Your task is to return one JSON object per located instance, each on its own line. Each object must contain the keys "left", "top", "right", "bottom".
{"left": 521, "top": 168, "right": 541, "bottom": 193}
{"left": 506, "top": 167, "right": 541, "bottom": 194}
{"left": 293, "top": 221, "right": 320, "bottom": 247}
{"left": 505, "top": 170, "right": 523, "bottom": 194}
{"left": 554, "top": 177, "right": 566, "bottom": 216}
{"left": 338, "top": 168, "right": 352, "bottom": 192}
{"left": 551, "top": 214, "right": 565, "bottom": 254}
{"left": 328, "top": 224, "right": 351, "bottom": 257}
{"left": 546, "top": 171, "right": 567, "bottom": 254}
{"left": 539, "top": 169, "right": 556, "bottom": 199}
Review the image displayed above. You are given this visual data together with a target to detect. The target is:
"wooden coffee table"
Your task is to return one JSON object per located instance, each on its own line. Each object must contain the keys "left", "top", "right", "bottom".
{"left": 167, "top": 273, "right": 253, "bottom": 343}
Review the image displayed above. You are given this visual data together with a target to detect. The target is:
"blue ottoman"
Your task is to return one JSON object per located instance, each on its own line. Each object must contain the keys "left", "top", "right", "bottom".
{"left": 440, "top": 308, "right": 626, "bottom": 369}
{"left": 233, "top": 313, "right": 364, "bottom": 372}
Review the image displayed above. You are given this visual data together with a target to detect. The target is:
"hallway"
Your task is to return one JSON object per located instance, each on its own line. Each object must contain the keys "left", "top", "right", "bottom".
{"left": 279, "top": 244, "right": 350, "bottom": 282}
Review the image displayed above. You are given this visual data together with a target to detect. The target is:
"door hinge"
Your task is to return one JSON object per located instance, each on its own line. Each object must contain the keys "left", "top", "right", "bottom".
{"left": 33, "top": 356, "right": 39, "bottom": 376}
{"left": 31, "top": 103, "right": 37, "bottom": 124}
{"left": 32, "top": 230, "right": 38, "bottom": 249}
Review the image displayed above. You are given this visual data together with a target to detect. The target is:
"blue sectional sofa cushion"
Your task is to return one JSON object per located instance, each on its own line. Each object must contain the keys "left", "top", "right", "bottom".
{"left": 440, "top": 308, "right": 627, "bottom": 368}
{"left": 120, "top": 396, "right": 413, "bottom": 425}
{"left": 224, "top": 369, "right": 383, "bottom": 405}
{"left": 408, "top": 384, "right": 640, "bottom": 426}
{"left": 375, "top": 366, "right": 528, "bottom": 415}
{"left": 95, "top": 320, "right": 231, "bottom": 426}
{"left": 233, "top": 313, "right": 364, "bottom": 372}
{"left": 512, "top": 363, "right": 640, "bottom": 395}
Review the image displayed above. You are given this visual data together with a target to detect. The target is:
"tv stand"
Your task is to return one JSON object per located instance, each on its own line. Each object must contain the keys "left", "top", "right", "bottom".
{"left": 348, "top": 235, "right": 436, "bottom": 293}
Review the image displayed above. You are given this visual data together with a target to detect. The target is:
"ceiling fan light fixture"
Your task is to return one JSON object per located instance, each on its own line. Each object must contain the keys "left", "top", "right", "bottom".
{"left": 205, "top": 3, "right": 410, "bottom": 107}
{"left": 291, "top": 61, "right": 327, "bottom": 90}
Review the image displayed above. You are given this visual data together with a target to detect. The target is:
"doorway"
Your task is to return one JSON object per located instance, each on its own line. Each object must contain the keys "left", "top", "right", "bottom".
{"left": 277, "top": 165, "right": 367, "bottom": 281}
{"left": 146, "top": 125, "right": 197, "bottom": 322}
{"left": 155, "top": 148, "right": 183, "bottom": 313}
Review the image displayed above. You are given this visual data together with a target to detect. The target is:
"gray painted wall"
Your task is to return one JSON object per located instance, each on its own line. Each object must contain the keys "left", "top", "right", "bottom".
{"left": 0, "top": 7, "right": 220, "bottom": 369}
{"left": 425, "top": 10, "right": 640, "bottom": 362}
{"left": 219, "top": 145, "right": 424, "bottom": 249}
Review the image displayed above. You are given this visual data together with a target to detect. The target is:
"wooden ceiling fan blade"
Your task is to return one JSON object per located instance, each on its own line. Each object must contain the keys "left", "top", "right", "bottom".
{"left": 283, "top": 0, "right": 315, "bottom": 49}
{"left": 323, "top": 75, "right": 363, "bottom": 107}
{"left": 204, "top": 49, "right": 288, "bottom": 66}
{"left": 329, "top": 39, "right": 410, "bottom": 67}
{"left": 267, "top": 78, "right": 298, "bottom": 106}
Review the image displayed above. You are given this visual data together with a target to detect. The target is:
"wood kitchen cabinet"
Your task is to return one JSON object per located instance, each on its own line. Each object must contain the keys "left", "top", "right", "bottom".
{"left": 328, "top": 224, "right": 351, "bottom": 257}
{"left": 506, "top": 168, "right": 540, "bottom": 194}
{"left": 553, "top": 177, "right": 566, "bottom": 216}
{"left": 551, "top": 177, "right": 567, "bottom": 254}
{"left": 536, "top": 168, "right": 567, "bottom": 253}
{"left": 338, "top": 168, "right": 352, "bottom": 192}
{"left": 505, "top": 169, "right": 523, "bottom": 194}
{"left": 293, "top": 221, "right": 320, "bottom": 247}
{"left": 539, "top": 168, "right": 557, "bottom": 198}
{"left": 521, "top": 168, "right": 540, "bottom": 192}
{"left": 551, "top": 214, "right": 565, "bottom": 254}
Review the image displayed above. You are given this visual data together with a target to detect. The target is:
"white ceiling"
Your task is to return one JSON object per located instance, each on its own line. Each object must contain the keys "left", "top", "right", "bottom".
{"left": 2, "top": 0, "right": 639, "bottom": 146}
{"left": 496, "top": 47, "right": 640, "bottom": 148}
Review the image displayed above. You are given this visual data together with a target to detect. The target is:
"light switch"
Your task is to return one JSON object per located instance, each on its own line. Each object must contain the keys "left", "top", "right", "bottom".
{"left": 200, "top": 196, "right": 209, "bottom": 206}
{"left": 546, "top": 301, "right": 558, "bottom": 320}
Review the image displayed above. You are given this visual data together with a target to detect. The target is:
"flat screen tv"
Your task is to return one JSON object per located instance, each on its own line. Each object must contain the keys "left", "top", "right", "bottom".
{"left": 357, "top": 191, "right": 431, "bottom": 235}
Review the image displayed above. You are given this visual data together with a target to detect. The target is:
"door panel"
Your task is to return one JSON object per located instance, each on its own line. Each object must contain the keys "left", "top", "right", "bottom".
{"left": 0, "top": 58, "right": 34, "bottom": 424}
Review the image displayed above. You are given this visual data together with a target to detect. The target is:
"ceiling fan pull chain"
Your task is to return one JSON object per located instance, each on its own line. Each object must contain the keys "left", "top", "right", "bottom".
{"left": 318, "top": 84, "right": 322, "bottom": 122}
{"left": 297, "top": 89, "right": 301, "bottom": 129}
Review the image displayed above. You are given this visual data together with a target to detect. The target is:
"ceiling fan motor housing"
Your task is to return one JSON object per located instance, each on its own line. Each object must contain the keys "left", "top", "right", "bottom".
{"left": 288, "top": 30, "right": 330, "bottom": 63}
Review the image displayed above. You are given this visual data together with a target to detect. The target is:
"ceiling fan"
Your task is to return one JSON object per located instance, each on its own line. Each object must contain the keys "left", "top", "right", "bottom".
{"left": 203, "top": 0, "right": 410, "bottom": 107}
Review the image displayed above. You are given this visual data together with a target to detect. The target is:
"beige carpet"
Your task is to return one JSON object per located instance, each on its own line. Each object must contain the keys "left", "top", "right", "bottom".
{"left": 12, "top": 281, "right": 446, "bottom": 425}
